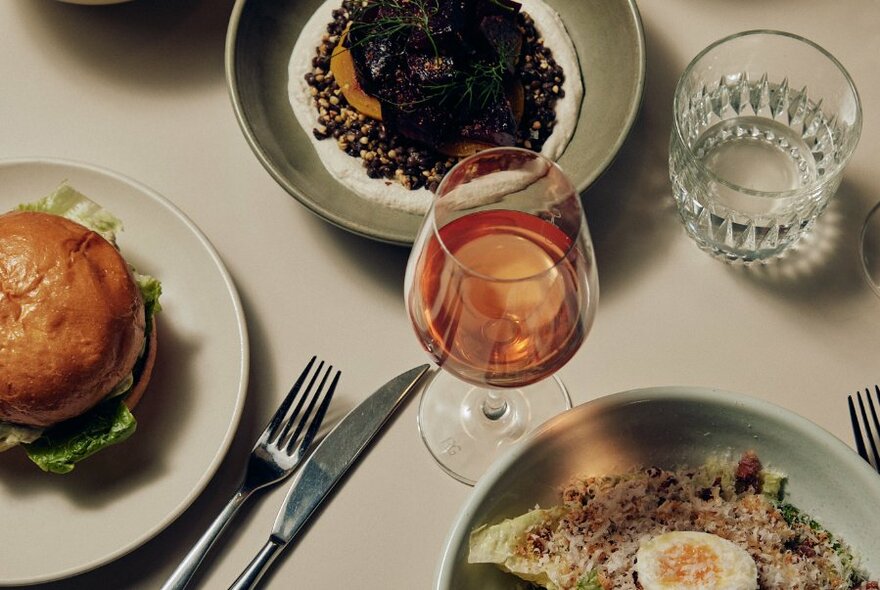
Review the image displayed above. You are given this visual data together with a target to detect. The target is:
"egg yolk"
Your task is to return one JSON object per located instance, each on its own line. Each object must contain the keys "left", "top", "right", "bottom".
{"left": 657, "top": 543, "right": 720, "bottom": 585}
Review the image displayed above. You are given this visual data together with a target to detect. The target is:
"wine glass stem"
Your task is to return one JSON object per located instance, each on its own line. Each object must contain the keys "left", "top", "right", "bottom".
{"left": 482, "top": 391, "right": 509, "bottom": 421}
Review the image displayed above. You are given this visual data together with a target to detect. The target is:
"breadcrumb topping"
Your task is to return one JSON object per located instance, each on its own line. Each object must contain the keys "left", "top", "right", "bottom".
{"left": 513, "top": 453, "right": 876, "bottom": 589}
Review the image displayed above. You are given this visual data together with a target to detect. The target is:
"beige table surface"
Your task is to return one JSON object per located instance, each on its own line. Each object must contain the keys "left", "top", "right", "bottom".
{"left": 1, "top": 0, "right": 879, "bottom": 588}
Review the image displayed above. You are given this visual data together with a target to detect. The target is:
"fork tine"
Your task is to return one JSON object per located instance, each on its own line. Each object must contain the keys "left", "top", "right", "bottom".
{"left": 858, "top": 390, "right": 880, "bottom": 468}
{"left": 279, "top": 363, "right": 333, "bottom": 448}
{"left": 870, "top": 386, "right": 880, "bottom": 445}
{"left": 288, "top": 369, "right": 340, "bottom": 455}
{"left": 275, "top": 361, "right": 326, "bottom": 444}
{"left": 849, "top": 395, "right": 869, "bottom": 462}
{"left": 264, "top": 356, "right": 318, "bottom": 442}
{"left": 868, "top": 387, "right": 880, "bottom": 469}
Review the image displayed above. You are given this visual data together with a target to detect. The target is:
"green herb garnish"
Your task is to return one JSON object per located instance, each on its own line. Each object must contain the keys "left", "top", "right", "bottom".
{"left": 349, "top": 0, "right": 440, "bottom": 56}
{"left": 346, "top": 0, "right": 520, "bottom": 113}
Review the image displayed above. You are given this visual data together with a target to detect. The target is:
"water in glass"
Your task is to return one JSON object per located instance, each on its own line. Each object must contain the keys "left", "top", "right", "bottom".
{"left": 670, "top": 74, "right": 844, "bottom": 262}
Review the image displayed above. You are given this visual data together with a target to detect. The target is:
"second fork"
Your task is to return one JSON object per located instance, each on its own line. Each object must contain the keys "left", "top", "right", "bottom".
{"left": 848, "top": 385, "right": 880, "bottom": 472}
{"left": 161, "top": 356, "right": 340, "bottom": 590}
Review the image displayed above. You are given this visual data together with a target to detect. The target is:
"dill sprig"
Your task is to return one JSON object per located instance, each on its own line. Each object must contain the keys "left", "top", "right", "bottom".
{"left": 426, "top": 39, "right": 517, "bottom": 111}
{"left": 488, "top": 0, "right": 515, "bottom": 10}
{"left": 344, "top": 0, "right": 519, "bottom": 113}
{"left": 428, "top": 59, "right": 505, "bottom": 111}
{"left": 348, "top": 0, "right": 440, "bottom": 56}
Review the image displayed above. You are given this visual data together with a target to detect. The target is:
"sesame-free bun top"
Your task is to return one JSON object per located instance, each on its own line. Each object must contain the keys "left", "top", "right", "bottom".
{"left": 0, "top": 211, "right": 146, "bottom": 427}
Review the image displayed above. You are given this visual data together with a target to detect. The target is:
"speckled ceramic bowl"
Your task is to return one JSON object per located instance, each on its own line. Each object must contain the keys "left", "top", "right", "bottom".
{"left": 435, "top": 386, "right": 880, "bottom": 589}
{"left": 225, "top": 0, "right": 645, "bottom": 245}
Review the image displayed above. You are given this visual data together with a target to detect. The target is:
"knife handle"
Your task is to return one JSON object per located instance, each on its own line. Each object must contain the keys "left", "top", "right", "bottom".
{"left": 228, "top": 538, "right": 284, "bottom": 590}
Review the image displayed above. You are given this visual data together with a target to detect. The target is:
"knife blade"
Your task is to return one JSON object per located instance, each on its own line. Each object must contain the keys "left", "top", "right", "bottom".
{"left": 228, "top": 364, "right": 431, "bottom": 590}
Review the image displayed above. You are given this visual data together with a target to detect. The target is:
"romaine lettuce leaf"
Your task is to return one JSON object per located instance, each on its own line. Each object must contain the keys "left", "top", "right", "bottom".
{"left": 469, "top": 506, "right": 569, "bottom": 589}
{"left": 24, "top": 400, "right": 136, "bottom": 474}
{"left": 576, "top": 570, "right": 602, "bottom": 590}
{"left": 760, "top": 469, "right": 785, "bottom": 500}
{"left": 693, "top": 455, "right": 736, "bottom": 498}
{"left": 17, "top": 183, "right": 123, "bottom": 245}
{"left": 135, "top": 272, "right": 162, "bottom": 332}
{"left": 0, "top": 422, "right": 42, "bottom": 452}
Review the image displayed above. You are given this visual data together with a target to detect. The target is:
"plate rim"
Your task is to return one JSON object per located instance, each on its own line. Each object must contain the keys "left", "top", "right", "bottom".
{"left": 433, "top": 385, "right": 880, "bottom": 589}
{"left": 0, "top": 156, "right": 250, "bottom": 586}
{"left": 571, "top": 0, "right": 647, "bottom": 194}
{"left": 225, "top": 0, "right": 647, "bottom": 246}
{"left": 224, "top": 0, "right": 416, "bottom": 246}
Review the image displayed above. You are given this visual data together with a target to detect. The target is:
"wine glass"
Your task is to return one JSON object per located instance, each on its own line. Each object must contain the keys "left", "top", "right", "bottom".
{"left": 861, "top": 203, "right": 880, "bottom": 298}
{"left": 404, "top": 147, "right": 598, "bottom": 485}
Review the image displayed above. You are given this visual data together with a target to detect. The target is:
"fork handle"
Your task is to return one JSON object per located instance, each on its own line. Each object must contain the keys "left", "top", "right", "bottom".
{"left": 161, "top": 488, "right": 253, "bottom": 590}
{"left": 228, "top": 538, "right": 284, "bottom": 590}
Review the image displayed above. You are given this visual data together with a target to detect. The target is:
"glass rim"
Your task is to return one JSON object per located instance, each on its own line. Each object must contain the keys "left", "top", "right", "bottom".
{"left": 428, "top": 146, "right": 585, "bottom": 283}
{"left": 671, "top": 29, "right": 863, "bottom": 199}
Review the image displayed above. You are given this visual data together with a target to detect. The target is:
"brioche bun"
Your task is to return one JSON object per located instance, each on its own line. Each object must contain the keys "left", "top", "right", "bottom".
{"left": 0, "top": 211, "right": 147, "bottom": 427}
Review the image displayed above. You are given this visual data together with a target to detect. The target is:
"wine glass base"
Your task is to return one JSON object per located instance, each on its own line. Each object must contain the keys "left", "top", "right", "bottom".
{"left": 417, "top": 370, "right": 572, "bottom": 485}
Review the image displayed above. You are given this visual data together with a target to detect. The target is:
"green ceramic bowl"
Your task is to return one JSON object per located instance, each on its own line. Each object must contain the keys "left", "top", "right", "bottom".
{"left": 225, "top": 0, "right": 645, "bottom": 245}
{"left": 435, "top": 387, "right": 880, "bottom": 588}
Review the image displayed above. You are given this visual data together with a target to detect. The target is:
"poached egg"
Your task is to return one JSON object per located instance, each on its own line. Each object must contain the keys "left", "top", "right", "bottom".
{"left": 635, "top": 531, "right": 758, "bottom": 590}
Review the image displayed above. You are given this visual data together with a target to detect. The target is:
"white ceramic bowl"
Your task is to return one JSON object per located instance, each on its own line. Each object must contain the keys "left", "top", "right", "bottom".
{"left": 435, "top": 386, "right": 880, "bottom": 588}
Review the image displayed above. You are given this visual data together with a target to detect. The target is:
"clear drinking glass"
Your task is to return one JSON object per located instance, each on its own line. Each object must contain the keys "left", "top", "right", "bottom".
{"left": 669, "top": 30, "right": 862, "bottom": 263}
{"left": 404, "top": 147, "right": 598, "bottom": 485}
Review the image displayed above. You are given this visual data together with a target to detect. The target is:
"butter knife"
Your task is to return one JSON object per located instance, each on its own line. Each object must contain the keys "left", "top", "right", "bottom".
{"left": 228, "top": 364, "right": 430, "bottom": 590}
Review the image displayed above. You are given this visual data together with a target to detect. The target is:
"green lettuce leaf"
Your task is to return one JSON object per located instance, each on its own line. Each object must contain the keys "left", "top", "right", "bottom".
{"left": 24, "top": 400, "right": 136, "bottom": 474}
{"left": 0, "top": 423, "right": 42, "bottom": 452}
{"left": 576, "top": 570, "right": 602, "bottom": 590}
{"left": 760, "top": 469, "right": 785, "bottom": 500}
{"left": 693, "top": 456, "right": 736, "bottom": 498}
{"left": 469, "top": 506, "right": 569, "bottom": 590}
{"left": 135, "top": 272, "right": 163, "bottom": 333}
{"left": 17, "top": 183, "right": 124, "bottom": 244}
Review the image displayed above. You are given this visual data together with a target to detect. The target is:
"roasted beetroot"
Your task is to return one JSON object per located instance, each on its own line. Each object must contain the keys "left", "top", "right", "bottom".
{"left": 345, "top": 0, "right": 524, "bottom": 151}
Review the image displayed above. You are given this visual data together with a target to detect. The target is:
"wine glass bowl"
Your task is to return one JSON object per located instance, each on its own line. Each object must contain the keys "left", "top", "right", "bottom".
{"left": 404, "top": 147, "right": 598, "bottom": 484}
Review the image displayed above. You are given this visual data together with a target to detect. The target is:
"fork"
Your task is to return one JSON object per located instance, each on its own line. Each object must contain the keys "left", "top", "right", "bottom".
{"left": 161, "top": 356, "right": 340, "bottom": 590}
{"left": 848, "top": 385, "right": 880, "bottom": 472}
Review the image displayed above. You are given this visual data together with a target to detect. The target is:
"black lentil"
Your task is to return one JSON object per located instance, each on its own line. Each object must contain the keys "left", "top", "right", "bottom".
{"left": 304, "top": 0, "right": 568, "bottom": 193}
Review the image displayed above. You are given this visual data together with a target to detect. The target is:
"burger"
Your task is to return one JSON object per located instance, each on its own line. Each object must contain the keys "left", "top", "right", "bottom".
{"left": 0, "top": 184, "right": 161, "bottom": 473}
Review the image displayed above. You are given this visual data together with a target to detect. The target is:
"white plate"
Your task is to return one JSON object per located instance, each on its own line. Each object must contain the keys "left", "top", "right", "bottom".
{"left": 436, "top": 386, "right": 880, "bottom": 588}
{"left": 0, "top": 158, "right": 249, "bottom": 586}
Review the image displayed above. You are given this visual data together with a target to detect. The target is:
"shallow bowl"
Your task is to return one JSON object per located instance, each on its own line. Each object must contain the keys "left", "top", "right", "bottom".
{"left": 225, "top": 0, "right": 645, "bottom": 245}
{"left": 435, "top": 386, "right": 880, "bottom": 588}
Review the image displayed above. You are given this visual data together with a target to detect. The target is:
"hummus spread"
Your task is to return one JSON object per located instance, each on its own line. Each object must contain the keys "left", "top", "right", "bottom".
{"left": 288, "top": 0, "right": 583, "bottom": 215}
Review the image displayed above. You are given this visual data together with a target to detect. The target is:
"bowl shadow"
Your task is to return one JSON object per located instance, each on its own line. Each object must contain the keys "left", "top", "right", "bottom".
{"left": 721, "top": 177, "right": 876, "bottom": 315}
{"left": 581, "top": 22, "right": 681, "bottom": 305}
{"left": 13, "top": 0, "right": 234, "bottom": 93}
